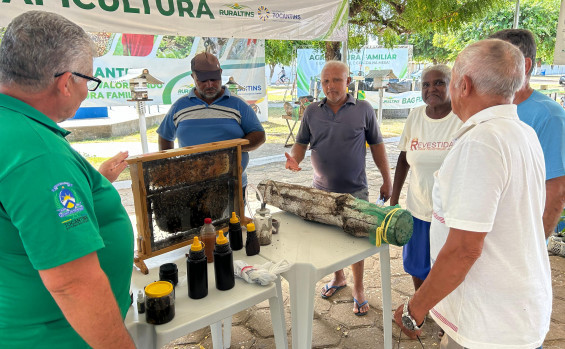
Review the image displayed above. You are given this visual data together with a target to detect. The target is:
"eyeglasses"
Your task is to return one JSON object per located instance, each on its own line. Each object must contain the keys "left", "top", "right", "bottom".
{"left": 54, "top": 72, "right": 102, "bottom": 91}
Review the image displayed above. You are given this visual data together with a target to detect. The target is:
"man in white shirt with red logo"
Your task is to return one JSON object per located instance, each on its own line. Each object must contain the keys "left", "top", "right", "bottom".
{"left": 394, "top": 39, "right": 551, "bottom": 348}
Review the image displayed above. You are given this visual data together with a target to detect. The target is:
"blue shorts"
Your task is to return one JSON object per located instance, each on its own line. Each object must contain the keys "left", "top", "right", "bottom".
{"left": 402, "top": 217, "right": 431, "bottom": 280}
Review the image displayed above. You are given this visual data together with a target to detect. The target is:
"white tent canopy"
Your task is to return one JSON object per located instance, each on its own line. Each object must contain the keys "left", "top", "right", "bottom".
{"left": 0, "top": 0, "right": 348, "bottom": 41}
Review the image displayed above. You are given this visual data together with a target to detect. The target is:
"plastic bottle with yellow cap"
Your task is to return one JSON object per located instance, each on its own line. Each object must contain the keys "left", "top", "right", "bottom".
{"left": 245, "top": 222, "right": 260, "bottom": 256}
{"left": 214, "top": 230, "right": 235, "bottom": 290}
{"left": 228, "top": 211, "right": 243, "bottom": 251}
{"left": 144, "top": 281, "right": 175, "bottom": 324}
{"left": 187, "top": 236, "right": 208, "bottom": 299}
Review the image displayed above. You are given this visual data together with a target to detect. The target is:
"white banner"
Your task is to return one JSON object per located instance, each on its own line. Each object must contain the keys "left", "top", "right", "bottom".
{"left": 554, "top": 0, "right": 565, "bottom": 64}
{"left": 296, "top": 47, "right": 411, "bottom": 97}
{"left": 84, "top": 35, "right": 269, "bottom": 121}
{"left": 363, "top": 91, "right": 425, "bottom": 110}
{"left": 0, "top": 0, "right": 348, "bottom": 41}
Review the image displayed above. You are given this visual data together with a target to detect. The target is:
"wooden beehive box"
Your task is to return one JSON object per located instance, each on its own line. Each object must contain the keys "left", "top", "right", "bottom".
{"left": 127, "top": 139, "right": 248, "bottom": 273}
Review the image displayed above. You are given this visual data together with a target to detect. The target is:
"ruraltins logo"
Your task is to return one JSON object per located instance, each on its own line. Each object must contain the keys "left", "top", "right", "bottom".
{"left": 219, "top": 3, "right": 255, "bottom": 18}
{"left": 257, "top": 6, "right": 270, "bottom": 21}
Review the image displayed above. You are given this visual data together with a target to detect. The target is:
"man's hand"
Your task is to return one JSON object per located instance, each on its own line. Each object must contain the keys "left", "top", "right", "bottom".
{"left": 380, "top": 180, "right": 393, "bottom": 202}
{"left": 393, "top": 304, "right": 422, "bottom": 340}
{"left": 99, "top": 151, "right": 129, "bottom": 183}
{"left": 285, "top": 152, "right": 302, "bottom": 171}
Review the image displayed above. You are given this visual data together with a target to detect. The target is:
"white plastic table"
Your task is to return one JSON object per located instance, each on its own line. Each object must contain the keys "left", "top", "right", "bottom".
{"left": 126, "top": 247, "right": 288, "bottom": 349}
{"left": 259, "top": 211, "right": 392, "bottom": 349}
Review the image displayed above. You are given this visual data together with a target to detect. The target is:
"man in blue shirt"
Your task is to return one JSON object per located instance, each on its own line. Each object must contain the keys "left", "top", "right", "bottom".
{"left": 490, "top": 29, "right": 565, "bottom": 238}
{"left": 157, "top": 52, "right": 266, "bottom": 195}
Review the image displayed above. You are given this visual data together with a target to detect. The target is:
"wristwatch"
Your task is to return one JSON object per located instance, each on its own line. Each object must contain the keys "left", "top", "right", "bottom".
{"left": 401, "top": 299, "right": 425, "bottom": 331}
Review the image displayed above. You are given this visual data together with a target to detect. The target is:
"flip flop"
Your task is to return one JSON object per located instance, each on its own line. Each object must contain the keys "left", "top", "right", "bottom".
{"left": 320, "top": 283, "right": 347, "bottom": 299}
{"left": 353, "top": 297, "right": 369, "bottom": 316}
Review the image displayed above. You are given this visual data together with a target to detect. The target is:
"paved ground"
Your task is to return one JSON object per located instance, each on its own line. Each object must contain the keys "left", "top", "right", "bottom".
{"left": 113, "top": 140, "right": 565, "bottom": 349}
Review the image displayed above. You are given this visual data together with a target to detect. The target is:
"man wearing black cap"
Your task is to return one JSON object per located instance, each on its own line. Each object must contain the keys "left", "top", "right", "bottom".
{"left": 157, "top": 52, "right": 266, "bottom": 196}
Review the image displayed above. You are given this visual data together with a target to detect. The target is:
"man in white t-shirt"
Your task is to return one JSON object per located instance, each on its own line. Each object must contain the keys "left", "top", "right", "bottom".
{"left": 393, "top": 39, "right": 551, "bottom": 348}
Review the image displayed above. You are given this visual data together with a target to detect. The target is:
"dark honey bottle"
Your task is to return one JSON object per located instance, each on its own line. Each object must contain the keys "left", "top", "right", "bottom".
{"left": 187, "top": 236, "right": 208, "bottom": 299}
{"left": 213, "top": 230, "right": 235, "bottom": 291}
{"left": 245, "top": 222, "right": 260, "bottom": 256}
{"left": 228, "top": 212, "right": 243, "bottom": 251}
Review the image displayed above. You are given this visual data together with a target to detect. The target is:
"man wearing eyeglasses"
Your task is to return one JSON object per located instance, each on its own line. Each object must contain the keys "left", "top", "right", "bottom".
{"left": 157, "top": 52, "right": 266, "bottom": 199}
{"left": 0, "top": 11, "right": 135, "bottom": 348}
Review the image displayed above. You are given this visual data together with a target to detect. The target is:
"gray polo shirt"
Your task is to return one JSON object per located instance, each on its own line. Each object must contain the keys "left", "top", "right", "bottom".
{"left": 295, "top": 94, "right": 383, "bottom": 193}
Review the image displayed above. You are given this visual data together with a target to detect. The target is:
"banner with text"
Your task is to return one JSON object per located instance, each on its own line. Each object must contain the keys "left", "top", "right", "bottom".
{"left": 84, "top": 34, "right": 268, "bottom": 121}
{"left": 0, "top": 0, "right": 348, "bottom": 41}
{"left": 296, "top": 47, "right": 411, "bottom": 97}
{"left": 364, "top": 91, "right": 425, "bottom": 110}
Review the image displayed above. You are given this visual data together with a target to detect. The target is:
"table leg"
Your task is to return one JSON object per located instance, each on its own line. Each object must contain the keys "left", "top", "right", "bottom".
{"left": 283, "top": 264, "right": 316, "bottom": 349}
{"left": 380, "top": 246, "right": 392, "bottom": 349}
{"left": 222, "top": 317, "right": 232, "bottom": 349}
{"left": 269, "top": 276, "right": 289, "bottom": 349}
{"left": 210, "top": 321, "right": 224, "bottom": 348}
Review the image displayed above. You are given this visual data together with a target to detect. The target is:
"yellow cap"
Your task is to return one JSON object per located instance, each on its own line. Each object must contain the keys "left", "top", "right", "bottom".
{"left": 230, "top": 212, "right": 239, "bottom": 224}
{"left": 191, "top": 236, "right": 203, "bottom": 251}
{"left": 144, "top": 281, "right": 173, "bottom": 298}
{"left": 216, "top": 230, "right": 228, "bottom": 245}
{"left": 246, "top": 222, "right": 255, "bottom": 232}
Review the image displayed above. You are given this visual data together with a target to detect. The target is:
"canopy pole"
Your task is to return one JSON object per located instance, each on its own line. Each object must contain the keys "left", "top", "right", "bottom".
{"left": 513, "top": 0, "right": 521, "bottom": 28}
{"left": 136, "top": 101, "right": 149, "bottom": 154}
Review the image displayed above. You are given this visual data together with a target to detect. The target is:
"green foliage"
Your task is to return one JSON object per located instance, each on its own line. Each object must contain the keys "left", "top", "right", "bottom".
{"left": 265, "top": 40, "right": 296, "bottom": 67}
{"left": 0, "top": 27, "right": 5, "bottom": 44}
{"left": 348, "top": 0, "right": 507, "bottom": 47}
{"left": 409, "top": 0, "right": 559, "bottom": 63}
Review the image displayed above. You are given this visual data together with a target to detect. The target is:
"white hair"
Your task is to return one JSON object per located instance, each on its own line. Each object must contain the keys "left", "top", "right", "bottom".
{"left": 422, "top": 64, "right": 452, "bottom": 86}
{"left": 452, "top": 39, "right": 524, "bottom": 100}
{"left": 321, "top": 60, "right": 350, "bottom": 77}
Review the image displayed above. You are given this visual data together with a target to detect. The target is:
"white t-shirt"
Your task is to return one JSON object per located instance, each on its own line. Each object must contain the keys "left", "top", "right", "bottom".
{"left": 429, "top": 104, "right": 551, "bottom": 348}
{"left": 398, "top": 106, "right": 462, "bottom": 221}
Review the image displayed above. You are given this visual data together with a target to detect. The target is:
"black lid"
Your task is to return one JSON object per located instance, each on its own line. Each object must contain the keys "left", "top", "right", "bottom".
{"left": 159, "top": 263, "right": 177, "bottom": 274}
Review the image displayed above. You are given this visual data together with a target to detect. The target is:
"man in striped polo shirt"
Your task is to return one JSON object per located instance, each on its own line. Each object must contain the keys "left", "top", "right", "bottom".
{"left": 157, "top": 52, "right": 266, "bottom": 197}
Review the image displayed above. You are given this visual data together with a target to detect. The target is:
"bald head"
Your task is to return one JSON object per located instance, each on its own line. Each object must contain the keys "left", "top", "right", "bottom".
{"left": 321, "top": 60, "right": 349, "bottom": 77}
{"left": 453, "top": 39, "right": 524, "bottom": 101}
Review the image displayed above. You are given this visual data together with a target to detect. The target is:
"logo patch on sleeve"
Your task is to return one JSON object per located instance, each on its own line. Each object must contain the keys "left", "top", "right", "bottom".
{"left": 52, "top": 182, "right": 85, "bottom": 218}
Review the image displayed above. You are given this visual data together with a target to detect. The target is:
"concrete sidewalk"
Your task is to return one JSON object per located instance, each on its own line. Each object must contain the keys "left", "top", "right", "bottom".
{"left": 114, "top": 140, "right": 565, "bottom": 349}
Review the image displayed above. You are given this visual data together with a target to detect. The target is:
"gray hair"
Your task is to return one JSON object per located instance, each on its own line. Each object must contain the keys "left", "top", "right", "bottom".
{"left": 321, "top": 60, "right": 350, "bottom": 77}
{"left": 489, "top": 29, "right": 536, "bottom": 76}
{"left": 422, "top": 64, "right": 451, "bottom": 86}
{"left": 0, "top": 11, "right": 95, "bottom": 93}
{"left": 452, "top": 39, "right": 524, "bottom": 100}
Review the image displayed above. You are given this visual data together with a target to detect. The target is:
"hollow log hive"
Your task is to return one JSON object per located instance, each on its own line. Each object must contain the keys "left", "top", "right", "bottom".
{"left": 257, "top": 180, "right": 413, "bottom": 246}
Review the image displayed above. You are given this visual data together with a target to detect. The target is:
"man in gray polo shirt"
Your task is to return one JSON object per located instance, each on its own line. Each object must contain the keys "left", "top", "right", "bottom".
{"left": 285, "top": 60, "right": 392, "bottom": 316}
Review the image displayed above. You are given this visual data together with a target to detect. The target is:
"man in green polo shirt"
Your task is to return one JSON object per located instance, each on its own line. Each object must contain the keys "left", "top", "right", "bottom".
{"left": 0, "top": 11, "right": 135, "bottom": 348}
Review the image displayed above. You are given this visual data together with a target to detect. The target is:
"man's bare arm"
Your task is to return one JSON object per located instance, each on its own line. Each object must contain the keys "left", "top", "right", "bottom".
{"left": 544, "top": 176, "right": 565, "bottom": 238}
{"left": 39, "top": 252, "right": 135, "bottom": 349}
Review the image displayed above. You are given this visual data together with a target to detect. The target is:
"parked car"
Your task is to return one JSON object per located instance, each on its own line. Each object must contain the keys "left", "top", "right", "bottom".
{"left": 560, "top": 75, "right": 565, "bottom": 85}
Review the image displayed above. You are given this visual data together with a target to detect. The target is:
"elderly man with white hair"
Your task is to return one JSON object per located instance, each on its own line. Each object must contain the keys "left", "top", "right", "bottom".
{"left": 393, "top": 39, "right": 551, "bottom": 349}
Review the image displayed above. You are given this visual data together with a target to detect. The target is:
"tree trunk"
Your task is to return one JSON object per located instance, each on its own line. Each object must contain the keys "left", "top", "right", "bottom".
{"left": 269, "top": 63, "right": 276, "bottom": 81}
{"left": 325, "top": 41, "right": 342, "bottom": 61}
{"left": 257, "top": 180, "right": 413, "bottom": 246}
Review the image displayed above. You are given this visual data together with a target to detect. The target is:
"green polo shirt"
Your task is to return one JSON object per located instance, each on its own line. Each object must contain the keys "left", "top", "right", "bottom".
{"left": 0, "top": 94, "right": 134, "bottom": 348}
